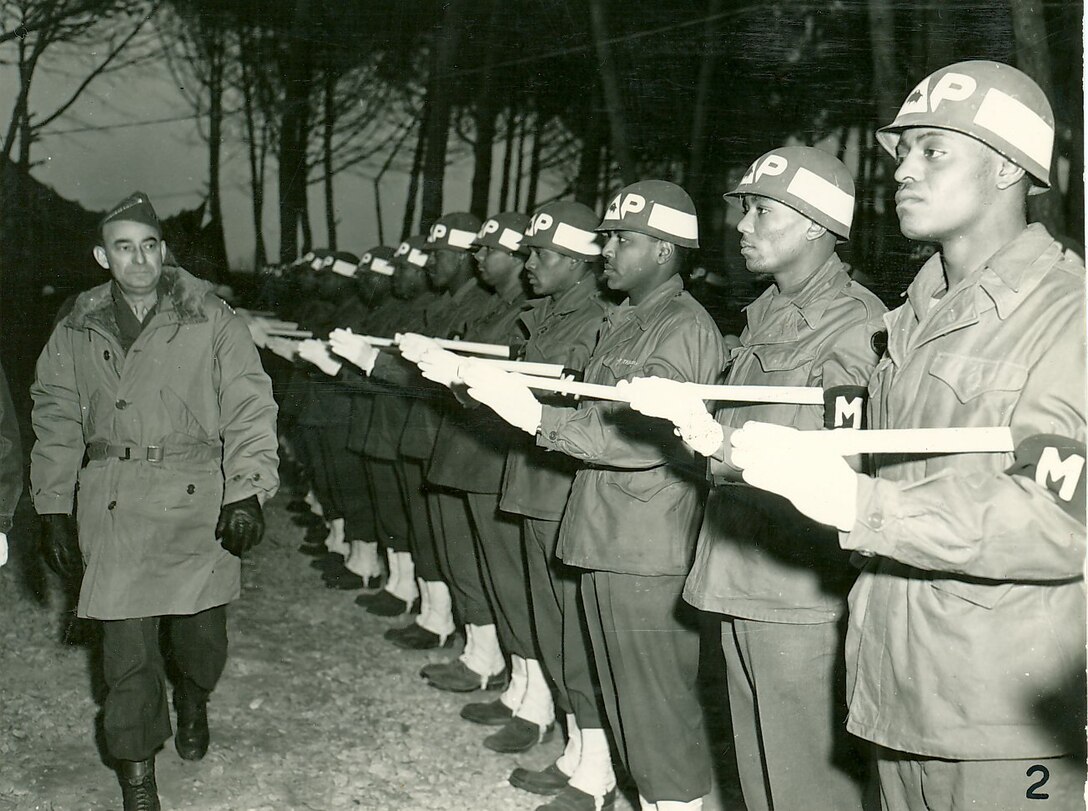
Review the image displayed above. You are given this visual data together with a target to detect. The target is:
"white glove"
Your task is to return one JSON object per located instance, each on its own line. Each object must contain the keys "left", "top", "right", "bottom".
{"left": 297, "top": 339, "right": 343, "bottom": 377}
{"left": 730, "top": 421, "right": 858, "bottom": 531}
{"left": 417, "top": 347, "right": 465, "bottom": 388}
{"left": 397, "top": 333, "right": 442, "bottom": 363}
{"left": 328, "top": 329, "right": 379, "bottom": 374}
{"left": 460, "top": 359, "right": 543, "bottom": 435}
{"left": 0, "top": 532, "right": 7, "bottom": 568}
{"left": 617, "top": 376, "right": 724, "bottom": 456}
{"left": 267, "top": 337, "right": 298, "bottom": 361}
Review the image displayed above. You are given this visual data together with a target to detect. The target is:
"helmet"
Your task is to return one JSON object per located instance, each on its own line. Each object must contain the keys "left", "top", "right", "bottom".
{"left": 877, "top": 60, "right": 1054, "bottom": 193}
{"left": 725, "top": 146, "right": 855, "bottom": 240}
{"left": 523, "top": 201, "right": 602, "bottom": 259}
{"left": 358, "top": 245, "right": 396, "bottom": 276}
{"left": 423, "top": 212, "right": 482, "bottom": 252}
{"left": 596, "top": 180, "right": 699, "bottom": 249}
{"left": 310, "top": 249, "right": 332, "bottom": 271}
{"left": 394, "top": 236, "right": 430, "bottom": 269}
{"left": 328, "top": 251, "right": 361, "bottom": 278}
{"left": 476, "top": 212, "right": 531, "bottom": 254}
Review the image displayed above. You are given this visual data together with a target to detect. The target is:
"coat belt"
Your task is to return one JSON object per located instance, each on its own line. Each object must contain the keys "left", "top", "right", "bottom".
{"left": 86, "top": 442, "right": 221, "bottom": 463}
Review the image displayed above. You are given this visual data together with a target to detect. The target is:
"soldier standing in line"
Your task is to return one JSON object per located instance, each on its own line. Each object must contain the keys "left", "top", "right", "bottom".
{"left": 732, "top": 61, "right": 1087, "bottom": 810}
{"left": 463, "top": 181, "right": 726, "bottom": 811}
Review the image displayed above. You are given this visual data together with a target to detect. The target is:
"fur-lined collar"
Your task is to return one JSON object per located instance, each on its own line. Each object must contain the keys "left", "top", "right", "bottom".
{"left": 66, "top": 265, "right": 213, "bottom": 332}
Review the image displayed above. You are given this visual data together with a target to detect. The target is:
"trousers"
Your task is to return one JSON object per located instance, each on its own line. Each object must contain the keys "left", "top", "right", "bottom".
{"left": 431, "top": 489, "right": 491, "bottom": 626}
{"left": 101, "top": 605, "right": 228, "bottom": 761}
{"left": 368, "top": 458, "right": 410, "bottom": 553}
{"left": 397, "top": 460, "right": 441, "bottom": 581}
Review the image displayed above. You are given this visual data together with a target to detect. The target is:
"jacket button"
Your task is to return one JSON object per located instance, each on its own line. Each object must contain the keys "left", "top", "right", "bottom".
{"left": 253, "top": 473, "right": 261, "bottom": 481}
{"left": 107, "top": 501, "right": 117, "bottom": 510}
{"left": 868, "top": 512, "right": 884, "bottom": 530}
{"left": 187, "top": 484, "right": 196, "bottom": 494}
{"left": 103, "top": 350, "right": 111, "bottom": 361}
{"left": 116, "top": 399, "right": 128, "bottom": 410}
{"left": 549, "top": 431, "right": 557, "bottom": 440}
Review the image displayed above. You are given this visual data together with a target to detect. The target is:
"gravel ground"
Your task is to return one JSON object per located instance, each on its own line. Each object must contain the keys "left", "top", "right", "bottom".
{"left": 0, "top": 493, "right": 745, "bottom": 811}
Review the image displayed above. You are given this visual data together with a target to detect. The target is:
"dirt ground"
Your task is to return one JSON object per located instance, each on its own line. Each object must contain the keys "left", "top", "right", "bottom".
{"left": 0, "top": 494, "right": 745, "bottom": 811}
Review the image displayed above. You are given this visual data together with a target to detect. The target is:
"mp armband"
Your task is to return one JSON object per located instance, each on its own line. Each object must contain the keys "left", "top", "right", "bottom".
{"left": 823, "top": 386, "right": 869, "bottom": 429}
{"left": 1006, "top": 434, "right": 1086, "bottom": 521}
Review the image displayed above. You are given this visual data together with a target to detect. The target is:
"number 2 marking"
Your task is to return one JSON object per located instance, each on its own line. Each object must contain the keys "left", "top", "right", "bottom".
{"left": 1026, "top": 764, "right": 1050, "bottom": 800}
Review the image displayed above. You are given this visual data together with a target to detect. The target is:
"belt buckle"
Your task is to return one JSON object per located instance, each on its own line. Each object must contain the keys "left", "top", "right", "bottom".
{"left": 146, "top": 446, "right": 164, "bottom": 463}
{"left": 120, "top": 446, "right": 131, "bottom": 461}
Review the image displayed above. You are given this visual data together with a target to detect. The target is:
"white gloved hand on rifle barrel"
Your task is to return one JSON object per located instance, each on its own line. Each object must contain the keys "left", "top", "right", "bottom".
{"left": 460, "top": 359, "right": 543, "bottom": 435}
{"left": 730, "top": 420, "right": 859, "bottom": 531}
{"left": 618, "top": 376, "right": 724, "bottom": 456}
{"left": 397, "top": 332, "right": 442, "bottom": 363}
{"left": 417, "top": 347, "right": 466, "bottom": 388}
{"left": 328, "top": 329, "right": 380, "bottom": 374}
{"left": 297, "top": 339, "right": 342, "bottom": 377}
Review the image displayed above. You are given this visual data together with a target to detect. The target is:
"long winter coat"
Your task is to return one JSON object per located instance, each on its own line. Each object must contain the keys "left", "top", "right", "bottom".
{"left": 30, "top": 266, "right": 279, "bottom": 620}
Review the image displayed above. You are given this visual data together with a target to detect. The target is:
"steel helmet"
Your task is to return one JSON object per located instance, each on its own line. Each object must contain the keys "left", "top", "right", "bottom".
{"left": 876, "top": 60, "right": 1054, "bottom": 194}
{"left": 423, "top": 212, "right": 482, "bottom": 252}
{"left": 596, "top": 180, "right": 699, "bottom": 249}
{"left": 394, "top": 236, "right": 429, "bottom": 269}
{"left": 476, "top": 212, "right": 531, "bottom": 254}
{"left": 725, "top": 146, "right": 856, "bottom": 240}
{"left": 358, "top": 245, "right": 396, "bottom": 277}
{"left": 523, "top": 201, "right": 603, "bottom": 259}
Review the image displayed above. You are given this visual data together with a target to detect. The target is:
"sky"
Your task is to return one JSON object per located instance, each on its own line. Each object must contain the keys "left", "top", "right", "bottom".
{"left": 0, "top": 36, "right": 559, "bottom": 270}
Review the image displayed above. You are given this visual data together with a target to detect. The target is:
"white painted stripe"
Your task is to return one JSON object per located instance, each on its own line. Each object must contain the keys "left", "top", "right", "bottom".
{"left": 498, "top": 227, "right": 523, "bottom": 252}
{"left": 646, "top": 203, "right": 698, "bottom": 241}
{"left": 447, "top": 228, "right": 477, "bottom": 249}
{"left": 310, "top": 258, "right": 324, "bottom": 270}
{"left": 973, "top": 88, "right": 1053, "bottom": 173}
{"left": 369, "top": 258, "right": 394, "bottom": 276}
{"left": 408, "top": 248, "right": 428, "bottom": 267}
{"left": 786, "top": 167, "right": 855, "bottom": 231}
{"left": 331, "top": 259, "right": 357, "bottom": 278}
{"left": 552, "top": 222, "right": 602, "bottom": 256}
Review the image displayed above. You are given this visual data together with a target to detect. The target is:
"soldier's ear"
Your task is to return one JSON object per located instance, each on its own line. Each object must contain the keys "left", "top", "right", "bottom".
{"left": 994, "top": 156, "right": 1027, "bottom": 191}
{"left": 805, "top": 221, "right": 829, "bottom": 243}
{"left": 656, "top": 238, "right": 675, "bottom": 266}
{"left": 159, "top": 240, "right": 168, "bottom": 262}
{"left": 93, "top": 245, "right": 110, "bottom": 270}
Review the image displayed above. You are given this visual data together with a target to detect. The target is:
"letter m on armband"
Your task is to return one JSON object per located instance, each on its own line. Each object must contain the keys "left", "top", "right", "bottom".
{"left": 1007, "top": 434, "right": 1087, "bottom": 521}
{"left": 823, "top": 386, "right": 868, "bottom": 429}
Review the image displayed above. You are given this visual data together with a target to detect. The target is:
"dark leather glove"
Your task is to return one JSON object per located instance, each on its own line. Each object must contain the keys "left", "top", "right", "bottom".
{"left": 216, "top": 495, "right": 265, "bottom": 557}
{"left": 40, "top": 513, "right": 83, "bottom": 581}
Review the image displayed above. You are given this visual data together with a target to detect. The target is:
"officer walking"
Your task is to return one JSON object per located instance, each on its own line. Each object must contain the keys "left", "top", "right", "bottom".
{"left": 732, "top": 61, "right": 1087, "bottom": 809}
{"left": 31, "top": 193, "right": 279, "bottom": 811}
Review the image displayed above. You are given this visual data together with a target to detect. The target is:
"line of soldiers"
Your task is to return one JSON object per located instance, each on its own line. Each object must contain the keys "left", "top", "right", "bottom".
{"left": 249, "top": 60, "right": 1085, "bottom": 811}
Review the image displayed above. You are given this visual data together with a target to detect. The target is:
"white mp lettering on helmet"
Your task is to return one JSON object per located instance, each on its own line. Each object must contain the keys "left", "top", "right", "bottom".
{"left": 361, "top": 252, "right": 373, "bottom": 265}
{"left": 395, "top": 241, "right": 410, "bottom": 257}
{"left": 527, "top": 212, "right": 554, "bottom": 235}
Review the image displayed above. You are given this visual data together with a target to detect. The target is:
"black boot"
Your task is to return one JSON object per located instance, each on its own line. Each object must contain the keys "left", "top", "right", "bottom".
{"left": 174, "top": 680, "right": 210, "bottom": 760}
{"left": 118, "top": 759, "right": 160, "bottom": 811}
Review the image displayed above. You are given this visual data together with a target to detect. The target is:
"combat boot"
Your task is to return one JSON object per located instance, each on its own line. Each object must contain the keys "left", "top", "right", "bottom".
{"left": 174, "top": 679, "right": 210, "bottom": 760}
{"left": 117, "top": 759, "right": 160, "bottom": 811}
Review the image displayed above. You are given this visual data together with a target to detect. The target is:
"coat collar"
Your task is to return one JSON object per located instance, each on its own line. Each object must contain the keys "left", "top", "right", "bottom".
{"left": 66, "top": 265, "right": 212, "bottom": 334}
{"left": 607, "top": 273, "right": 684, "bottom": 330}
{"left": 744, "top": 253, "right": 850, "bottom": 336}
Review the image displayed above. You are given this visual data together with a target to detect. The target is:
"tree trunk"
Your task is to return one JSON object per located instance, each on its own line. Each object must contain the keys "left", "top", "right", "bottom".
{"left": 206, "top": 27, "right": 227, "bottom": 280}
{"left": 420, "top": 0, "right": 465, "bottom": 231}
{"left": 323, "top": 65, "right": 337, "bottom": 250}
{"left": 588, "top": 0, "right": 635, "bottom": 184}
{"left": 240, "top": 29, "right": 267, "bottom": 269}
{"left": 867, "top": 0, "right": 899, "bottom": 124}
{"left": 401, "top": 100, "right": 429, "bottom": 240}
{"left": 525, "top": 114, "right": 544, "bottom": 211}
{"left": 574, "top": 88, "right": 604, "bottom": 207}
{"left": 468, "top": 0, "right": 499, "bottom": 218}
{"left": 512, "top": 111, "right": 526, "bottom": 210}
{"left": 498, "top": 107, "right": 516, "bottom": 212}
{"left": 277, "top": 0, "right": 312, "bottom": 262}
{"left": 1009, "top": 0, "right": 1065, "bottom": 236}
{"left": 686, "top": 0, "right": 721, "bottom": 201}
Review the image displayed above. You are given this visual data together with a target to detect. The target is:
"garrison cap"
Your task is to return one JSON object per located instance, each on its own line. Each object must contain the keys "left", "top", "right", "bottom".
{"left": 394, "top": 236, "right": 430, "bottom": 269}
{"left": 358, "top": 246, "right": 396, "bottom": 276}
{"left": 423, "top": 212, "right": 482, "bottom": 252}
{"left": 523, "top": 201, "right": 602, "bottom": 259}
{"left": 476, "top": 212, "right": 531, "bottom": 254}
{"left": 877, "top": 60, "right": 1054, "bottom": 194}
{"left": 100, "top": 191, "right": 160, "bottom": 234}
{"left": 726, "top": 146, "right": 856, "bottom": 240}
{"left": 596, "top": 180, "right": 699, "bottom": 248}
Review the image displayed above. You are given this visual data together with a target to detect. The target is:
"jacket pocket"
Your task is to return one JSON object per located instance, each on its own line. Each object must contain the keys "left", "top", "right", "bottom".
{"left": 161, "top": 387, "right": 213, "bottom": 441}
{"left": 605, "top": 467, "right": 679, "bottom": 503}
{"left": 930, "top": 577, "right": 1015, "bottom": 609}
{"left": 752, "top": 345, "right": 814, "bottom": 375}
{"left": 928, "top": 353, "right": 1028, "bottom": 405}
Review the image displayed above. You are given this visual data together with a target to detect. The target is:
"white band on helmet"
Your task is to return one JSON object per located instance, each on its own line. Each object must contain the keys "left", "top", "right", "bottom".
{"left": 369, "top": 258, "right": 394, "bottom": 276}
{"left": 310, "top": 258, "right": 324, "bottom": 270}
{"left": 973, "top": 87, "right": 1053, "bottom": 172}
{"left": 552, "top": 222, "right": 602, "bottom": 256}
{"left": 786, "top": 167, "right": 854, "bottom": 232}
{"left": 647, "top": 203, "right": 698, "bottom": 242}
{"left": 302, "top": 252, "right": 316, "bottom": 262}
{"left": 446, "top": 228, "right": 477, "bottom": 249}
{"left": 331, "top": 259, "right": 356, "bottom": 278}
{"left": 498, "top": 227, "right": 523, "bottom": 252}
{"left": 408, "top": 248, "right": 427, "bottom": 267}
